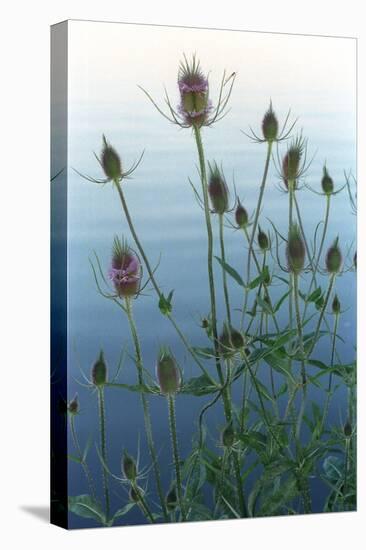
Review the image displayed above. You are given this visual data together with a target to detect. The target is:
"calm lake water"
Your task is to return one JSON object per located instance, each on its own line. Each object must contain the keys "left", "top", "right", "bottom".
{"left": 62, "top": 21, "right": 356, "bottom": 528}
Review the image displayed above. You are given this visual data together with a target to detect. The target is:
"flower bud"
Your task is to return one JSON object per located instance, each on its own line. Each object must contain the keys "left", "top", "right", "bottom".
{"left": 108, "top": 236, "right": 141, "bottom": 298}
{"left": 221, "top": 421, "right": 235, "bottom": 448}
{"left": 321, "top": 165, "right": 334, "bottom": 195}
{"left": 262, "top": 102, "right": 278, "bottom": 142}
{"left": 166, "top": 486, "right": 178, "bottom": 511}
{"left": 230, "top": 327, "right": 245, "bottom": 349}
{"left": 156, "top": 349, "right": 181, "bottom": 395}
{"left": 326, "top": 239, "right": 342, "bottom": 274}
{"left": 282, "top": 136, "right": 305, "bottom": 182}
{"left": 258, "top": 226, "right": 269, "bottom": 251}
{"left": 122, "top": 451, "right": 137, "bottom": 481}
{"left": 219, "top": 324, "right": 244, "bottom": 356}
{"left": 68, "top": 393, "right": 79, "bottom": 415}
{"left": 91, "top": 350, "right": 107, "bottom": 386}
{"left": 332, "top": 294, "right": 341, "bottom": 315}
{"left": 286, "top": 224, "right": 305, "bottom": 274}
{"left": 178, "top": 55, "right": 211, "bottom": 127}
{"left": 235, "top": 200, "right": 249, "bottom": 228}
{"left": 344, "top": 420, "right": 352, "bottom": 438}
{"left": 201, "top": 317, "right": 209, "bottom": 329}
{"left": 101, "top": 135, "right": 122, "bottom": 181}
{"left": 208, "top": 163, "right": 229, "bottom": 215}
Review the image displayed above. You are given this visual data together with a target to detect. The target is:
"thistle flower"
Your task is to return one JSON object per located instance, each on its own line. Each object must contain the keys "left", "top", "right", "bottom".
{"left": 321, "top": 165, "right": 334, "bottom": 195}
{"left": 108, "top": 236, "right": 141, "bottom": 298}
{"left": 165, "top": 486, "right": 178, "bottom": 511}
{"left": 221, "top": 421, "right": 235, "bottom": 448}
{"left": 286, "top": 224, "right": 305, "bottom": 274}
{"left": 326, "top": 238, "right": 342, "bottom": 274}
{"left": 208, "top": 163, "right": 229, "bottom": 214}
{"left": 91, "top": 350, "right": 107, "bottom": 386}
{"left": 177, "top": 55, "right": 212, "bottom": 128}
{"left": 257, "top": 226, "right": 269, "bottom": 251}
{"left": 68, "top": 393, "right": 79, "bottom": 415}
{"left": 156, "top": 348, "right": 181, "bottom": 395}
{"left": 281, "top": 134, "right": 308, "bottom": 186}
{"left": 100, "top": 135, "right": 122, "bottom": 181}
{"left": 235, "top": 199, "right": 249, "bottom": 228}
{"left": 332, "top": 294, "right": 341, "bottom": 315}
{"left": 262, "top": 102, "right": 279, "bottom": 142}
{"left": 122, "top": 451, "right": 137, "bottom": 482}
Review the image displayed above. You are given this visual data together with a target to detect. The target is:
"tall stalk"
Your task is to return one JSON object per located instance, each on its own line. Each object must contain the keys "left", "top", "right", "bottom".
{"left": 69, "top": 415, "right": 96, "bottom": 501}
{"left": 124, "top": 297, "right": 169, "bottom": 521}
{"left": 219, "top": 213, "right": 231, "bottom": 325}
{"left": 241, "top": 141, "right": 273, "bottom": 328}
{"left": 167, "top": 394, "right": 186, "bottom": 521}
{"left": 97, "top": 387, "right": 110, "bottom": 521}
{"left": 193, "top": 125, "right": 231, "bottom": 421}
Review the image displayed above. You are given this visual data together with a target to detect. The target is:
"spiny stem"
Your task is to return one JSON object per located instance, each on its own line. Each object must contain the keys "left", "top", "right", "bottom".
{"left": 97, "top": 387, "right": 110, "bottom": 521}
{"left": 242, "top": 141, "right": 273, "bottom": 328}
{"left": 131, "top": 481, "right": 156, "bottom": 523}
{"left": 219, "top": 214, "right": 231, "bottom": 325}
{"left": 321, "top": 311, "right": 339, "bottom": 434}
{"left": 193, "top": 125, "right": 231, "bottom": 421}
{"left": 293, "top": 273, "right": 307, "bottom": 440}
{"left": 232, "top": 452, "right": 248, "bottom": 517}
{"left": 124, "top": 297, "right": 169, "bottom": 521}
{"left": 113, "top": 179, "right": 216, "bottom": 386}
{"left": 167, "top": 394, "right": 186, "bottom": 521}
{"left": 69, "top": 415, "right": 96, "bottom": 501}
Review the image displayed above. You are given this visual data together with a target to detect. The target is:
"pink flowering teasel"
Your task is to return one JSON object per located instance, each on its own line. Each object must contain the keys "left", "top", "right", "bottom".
{"left": 108, "top": 236, "right": 142, "bottom": 298}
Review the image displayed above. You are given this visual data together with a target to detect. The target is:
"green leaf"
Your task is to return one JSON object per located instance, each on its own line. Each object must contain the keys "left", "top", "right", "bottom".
{"left": 181, "top": 374, "right": 218, "bottom": 396}
{"left": 106, "top": 382, "right": 159, "bottom": 394}
{"left": 68, "top": 495, "right": 106, "bottom": 524}
{"left": 247, "top": 273, "right": 263, "bottom": 290}
{"left": 214, "top": 256, "right": 245, "bottom": 287}
{"left": 159, "top": 290, "right": 174, "bottom": 315}
{"left": 323, "top": 456, "right": 344, "bottom": 483}
{"left": 273, "top": 290, "right": 291, "bottom": 313}
{"left": 108, "top": 503, "right": 135, "bottom": 525}
{"left": 68, "top": 454, "right": 83, "bottom": 464}
{"left": 192, "top": 346, "right": 216, "bottom": 359}
{"left": 256, "top": 295, "right": 272, "bottom": 315}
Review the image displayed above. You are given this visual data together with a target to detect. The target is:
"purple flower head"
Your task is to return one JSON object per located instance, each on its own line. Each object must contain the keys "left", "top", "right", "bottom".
{"left": 109, "top": 236, "right": 141, "bottom": 297}
{"left": 177, "top": 55, "right": 212, "bottom": 127}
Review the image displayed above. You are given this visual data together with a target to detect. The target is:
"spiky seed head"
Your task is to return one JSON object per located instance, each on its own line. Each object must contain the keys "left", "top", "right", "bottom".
{"left": 156, "top": 348, "right": 181, "bottom": 395}
{"left": 109, "top": 236, "right": 141, "bottom": 297}
{"left": 230, "top": 327, "right": 245, "bottom": 349}
{"left": 91, "top": 350, "right": 107, "bottom": 386}
{"left": 101, "top": 135, "right": 122, "bottom": 181}
{"left": 235, "top": 200, "right": 249, "bottom": 228}
{"left": 165, "top": 486, "right": 178, "bottom": 511}
{"left": 262, "top": 102, "right": 278, "bottom": 142}
{"left": 344, "top": 420, "right": 352, "bottom": 437}
{"left": 221, "top": 421, "right": 235, "bottom": 448}
{"left": 325, "top": 239, "right": 342, "bottom": 274}
{"left": 258, "top": 226, "right": 269, "bottom": 251}
{"left": 286, "top": 224, "right": 305, "bottom": 274}
{"left": 68, "top": 394, "right": 79, "bottom": 415}
{"left": 321, "top": 165, "right": 334, "bottom": 195}
{"left": 208, "top": 163, "right": 229, "bottom": 215}
{"left": 332, "top": 294, "right": 341, "bottom": 315}
{"left": 122, "top": 451, "right": 137, "bottom": 482}
{"left": 178, "top": 55, "right": 210, "bottom": 127}
{"left": 282, "top": 136, "right": 305, "bottom": 182}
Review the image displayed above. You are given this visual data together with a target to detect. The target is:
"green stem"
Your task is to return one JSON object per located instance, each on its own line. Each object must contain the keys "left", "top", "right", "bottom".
{"left": 219, "top": 214, "right": 231, "bottom": 326}
{"left": 167, "top": 394, "right": 186, "bottom": 521}
{"left": 97, "top": 387, "right": 110, "bottom": 521}
{"left": 232, "top": 452, "right": 248, "bottom": 517}
{"left": 124, "top": 298, "right": 169, "bottom": 521}
{"left": 321, "top": 312, "right": 339, "bottom": 434}
{"left": 293, "top": 273, "right": 307, "bottom": 440}
{"left": 114, "top": 179, "right": 216, "bottom": 386}
{"left": 242, "top": 141, "right": 273, "bottom": 328}
{"left": 307, "top": 274, "right": 336, "bottom": 358}
{"left": 131, "top": 481, "right": 156, "bottom": 523}
{"left": 193, "top": 125, "right": 231, "bottom": 421}
{"left": 69, "top": 415, "right": 96, "bottom": 501}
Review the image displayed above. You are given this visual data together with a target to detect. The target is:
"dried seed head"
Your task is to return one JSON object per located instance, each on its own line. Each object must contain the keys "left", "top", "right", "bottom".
{"left": 262, "top": 102, "right": 278, "bottom": 142}
{"left": 221, "top": 421, "right": 235, "bottom": 448}
{"left": 258, "top": 226, "right": 269, "bottom": 251}
{"left": 208, "top": 163, "right": 229, "bottom": 215}
{"left": 91, "top": 350, "right": 107, "bottom": 387}
{"left": 122, "top": 451, "right": 137, "bottom": 482}
{"left": 108, "top": 237, "right": 141, "bottom": 298}
{"left": 68, "top": 393, "right": 79, "bottom": 415}
{"left": 165, "top": 486, "right": 178, "bottom": 511}
{"left": 344, "top": 420, "right": 352, "bottom": 438}
{"left": 321, "top": 165, "right": 334, "bottom": 195}
{"left": 332, "top": 294, "right": 341, "bottom": 315}
{"left": 156, "top": 348, "right": 181, "bottom": 395}
{"left": 235, "top": 200, "right": 249, "bottom": 228}
{"left": 326, "top": 239, "right": 342, "bottom": 274}
{"left": 101, "top": 135, "right": 122, "bottom": 181}
{"left": 286, "top": 224, "right": 305, "bottom": 274}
